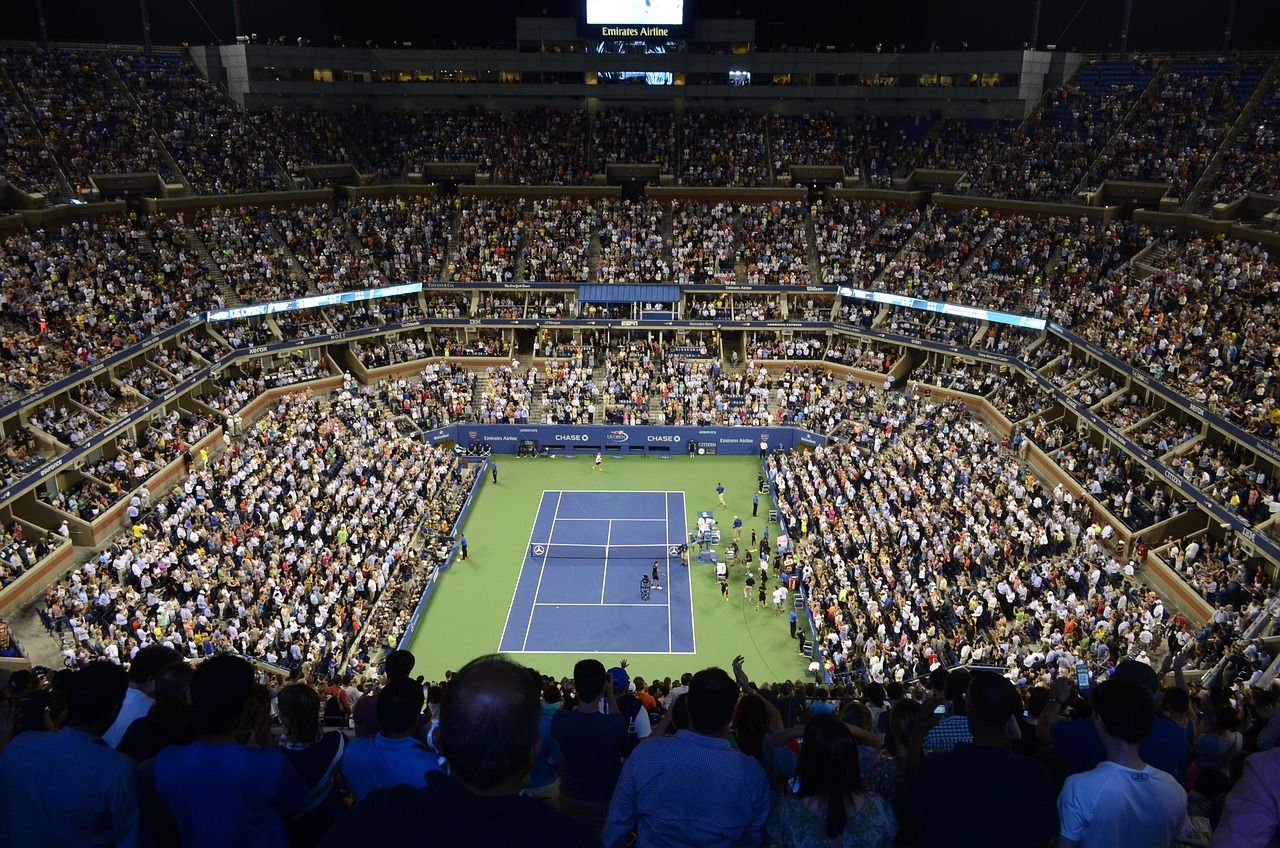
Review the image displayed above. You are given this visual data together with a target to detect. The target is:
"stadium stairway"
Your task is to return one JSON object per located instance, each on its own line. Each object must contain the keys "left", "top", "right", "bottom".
{"left": 441, "top": 204, "right": 461, "bottom": 283}
{"left": 1129, "top": 239, "right": 1173, "bottom": 281}
{"left": 804, "top": 211, "right": 822, "bottom": 284}
{"left": 185, "top": 226, "right": 241, "bottom": 306}
{"left": 269, "top": 221, "right": 316, "bottom": 295}
{"left": 99, "top": 51, "right": 192, "bottom": 194}
{"left": 0, "top": 64, "right": 74, "bottom": 199}
{"left": 1071, "top": 60, "right": 1168, "bottom": 198}
{"left": 1184, "top": 58, "right": 1280, "bottom": 212}
{"left": 587, "top": 222, "right": 602, "bottom": 282}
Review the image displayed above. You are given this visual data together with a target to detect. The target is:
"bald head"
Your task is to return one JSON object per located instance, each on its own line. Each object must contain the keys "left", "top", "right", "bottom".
{"left": 438, "top": 655, "right": 540, "bottom": 791}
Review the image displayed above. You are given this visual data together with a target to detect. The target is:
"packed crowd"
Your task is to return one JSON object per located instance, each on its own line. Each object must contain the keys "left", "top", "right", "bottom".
{"left": 8, "top": 634, "right": 1280, "bottom": 848}
{"left": 39, "top": 384, "right": 472, "bottom": 673}
{"left": 597, "top": 200, "right": 670, "bottom": 283}
{"left": 591, "top": 110, "right": 676, "bottom": 172}
{"left": 1209, "top": 70, "right": 1280, "bottom": 203}
{"left": 669, "top": 201, "right": 738, "bottom": 284}
{"left": 1068, "top": 234, "right": 1280, "bottom": 444}
{"left": 347, "top": 195, "right": 453, "bottom": 284}
{"left": 0, "top": 215, "right": 216, "bottom": 404}
{"left": 770, "top": 394, "right": 1178, "bottom": 684}
{"left": 115, "top": 52, "right": 288, "bottom": 194}
{"left": 740, "top": 201, "right": 810, "bottom": 285}
{"left": 976, "top": 58, "right": 1157, "bottom": 201}
{"left": 2, "top": 48, "right": 176, "bottom": 189}
{"left": 679, "top": 110, "right": 768, "bottom": 186}
{"left": 1082, "top": 59, "right": 1261, "bottom": 199}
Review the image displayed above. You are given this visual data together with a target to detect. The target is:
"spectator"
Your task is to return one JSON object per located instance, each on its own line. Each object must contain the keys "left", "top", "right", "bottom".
{"left": 526, "top": 679, "right": 566, "bottom": 805}
{"left": 276, "top": 683, "right": 348, "bottom": 846}
{"left": 909, "top": 672, "right": 1057, "bottom": 847}
{"left": 603, "top": 667, "right": 770, "bottom": 847}
{"left": 116, "top": 661, "right": 196, "bottom": 764}
{"left": 1211, "top": 746, "right": 1280, "bottom": 847}
{"left": 1057, "top": 678, "right": 1190, "bottom": 848}
{"left": 149, "top": 655, "right": 308, "bottom": 848}
{"left": 552, "top": 659, "right": 629, "bottom": 831}
{"left": 103, "top": 643, "right": 182, "bottom": 748}
{"left": 0, "top": 661, "right": 137, "bottom": 848}
{"left": 341, "top": 676, "right": 441, "bottom": 800}
{"left": 768, "top": 712, "right": 896, "bottom": 847}
{"left": 1038, "top": 660, "right": 1190, "bottom": 779}
{"left": 321, "top": 656, "right": 599, "bottom": 847}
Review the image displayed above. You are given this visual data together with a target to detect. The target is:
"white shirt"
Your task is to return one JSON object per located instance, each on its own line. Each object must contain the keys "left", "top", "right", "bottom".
{"left": 1058, "top": 761, "right": 1189, "bottom": 848}
{"left": 103, "top": 686, "right": 154, "bottom": 749}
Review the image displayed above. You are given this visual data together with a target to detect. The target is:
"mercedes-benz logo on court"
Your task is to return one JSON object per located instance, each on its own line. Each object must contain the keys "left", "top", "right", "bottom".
{"left": 668, "top": 546, "right": 680, "bottom": 556}
{"left": 533, "top": 545, "right": 546, "bottom": 556}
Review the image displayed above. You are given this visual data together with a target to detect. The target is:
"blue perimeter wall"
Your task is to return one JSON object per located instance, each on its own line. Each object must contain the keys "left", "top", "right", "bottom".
{"left": 419, "top": 424, "right": 827, "bottom": 454}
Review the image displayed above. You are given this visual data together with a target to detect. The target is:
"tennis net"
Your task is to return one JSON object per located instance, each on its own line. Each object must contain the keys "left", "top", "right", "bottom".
{"left": 529, "top": 541, "right": 681, "bottom": 560}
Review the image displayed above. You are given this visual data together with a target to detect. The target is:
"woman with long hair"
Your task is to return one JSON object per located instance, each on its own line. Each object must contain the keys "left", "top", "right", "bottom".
{"left": 276, "top": 682, "right": 348, "bottom": 847}
{"left": 733, "top": 692, "right": 799, "bottom": 790}
{"left": 767, "top": 714, "right": 896, "bottom": 848}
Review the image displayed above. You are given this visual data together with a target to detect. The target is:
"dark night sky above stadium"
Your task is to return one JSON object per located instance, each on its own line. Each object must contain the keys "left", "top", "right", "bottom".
{"left": 2, "top": 0, "right": 1278, "bottom": 52}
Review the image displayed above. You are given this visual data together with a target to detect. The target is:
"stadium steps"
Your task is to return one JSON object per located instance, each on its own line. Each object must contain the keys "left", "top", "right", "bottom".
{"left": 804, "top": 211, "right": 822, "bottom": 284}
{"left": 731, "top": 210, "right": 747, "bottom": 282}
{"left": 183, "top": 227, "right": 241, "bottom": 306}
{"left": 1071, "top": 61, "right": 1171, "bottom": 198}
{"left": 1184, "top": 58, "right": 1280, "bottom": 212}
{"left": 763, "top": 120, "right": 778, "bottom": 185}
{"left": 1129, "top": 239, "right": 1173, "bottom": 281}
{"left": 98, "top": 50, "right": 193, "bottom": 194}
{"left": 587, "top": 224, "right": 602, "bottom": 282}
{"left": 441, "top": 206, "right": 461, "bottom": 282}
{"left": 971, "top": 65, "right": 1072, "bottom": 192}
{"left": 269, "top": 222, "right": 317, "bottom": 295}
{"left": 0, "top": 65, "right": 75, "bottom": 199}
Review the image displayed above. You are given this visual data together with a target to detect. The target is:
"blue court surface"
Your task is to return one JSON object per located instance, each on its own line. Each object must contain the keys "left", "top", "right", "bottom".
{"left": 499, "top": 490, "right": 696, "bottom": 655}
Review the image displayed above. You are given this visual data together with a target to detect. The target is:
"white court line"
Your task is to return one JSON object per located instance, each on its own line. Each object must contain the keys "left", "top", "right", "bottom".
{"left": 552, "top": 490, "right": 686, "bottom": 495}
{"left": 600, "top": 519, "right": 612, "bottom": 604}
{"left": 535, "top": 602, "right": 658, "bottom": 608}
{"left": 665, "top": 490, "right": 672, "bottom": 652}
{"left": 677, "top": 490, "right": 696, "bottom": 654}
{"left": 552, "top": 517, "right": 668, "bottom": 522}
{"left": 498, "top": 490, "right": 552, "bottom": 651}
{"left": 501, "top": 649, "right": 698, "bottom": 655}
{"left": 521, "top": 491, "right": 564, "bottom": 651}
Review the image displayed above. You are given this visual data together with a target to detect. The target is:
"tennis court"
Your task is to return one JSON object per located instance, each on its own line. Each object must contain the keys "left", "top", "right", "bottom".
{"left": 498, "top": 490, "right": 696, "bottom": 654}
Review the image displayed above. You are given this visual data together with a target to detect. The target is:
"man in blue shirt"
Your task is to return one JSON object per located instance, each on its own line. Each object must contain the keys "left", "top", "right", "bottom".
{"left": 152, "top": 656, "right": 308, "bottom": 848}
{"left": 603, "top": 667, "right": 769, "bottom": 847}
{"left": 732, "top": 515, "right": 743, "bottom": 542}
{"left": 716, "top": 482, "right": 726, "bottom": 507}
{"left": 459, "top": 534, "right": 468, "bottom": 560}
{"left": 341, "top": 677, "right": 442, "bottom": 799}
{"left": 752, "top": 492, "right": 759, "bottom": 517}
{"left": 0, "top": 662, "right": 138, "bottom": 848}
{"left": 318, "top": 657, "right": 597, "bottom": 848}
{"left": 552, "top": 659, "right": 629, "bottom": 830}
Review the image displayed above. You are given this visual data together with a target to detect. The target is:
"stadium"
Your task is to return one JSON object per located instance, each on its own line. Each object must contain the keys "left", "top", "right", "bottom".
{"left": 0, "top": 0, "right": 1278, "bottom": 845}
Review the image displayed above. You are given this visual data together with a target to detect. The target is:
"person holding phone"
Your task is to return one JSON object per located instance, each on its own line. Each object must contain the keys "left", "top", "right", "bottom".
{"left": 1036, "top": 660, "right": 1189, "bottom": 780}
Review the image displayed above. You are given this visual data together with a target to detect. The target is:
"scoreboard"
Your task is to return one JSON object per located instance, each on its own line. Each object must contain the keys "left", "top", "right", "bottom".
{"left": 583, "top": 0, "right": 685, "bottom": 38}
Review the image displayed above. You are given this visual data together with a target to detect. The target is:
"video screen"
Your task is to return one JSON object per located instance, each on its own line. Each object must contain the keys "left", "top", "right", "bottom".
{"left": 586, "top": 0, "right": 685, "bottom": 26}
